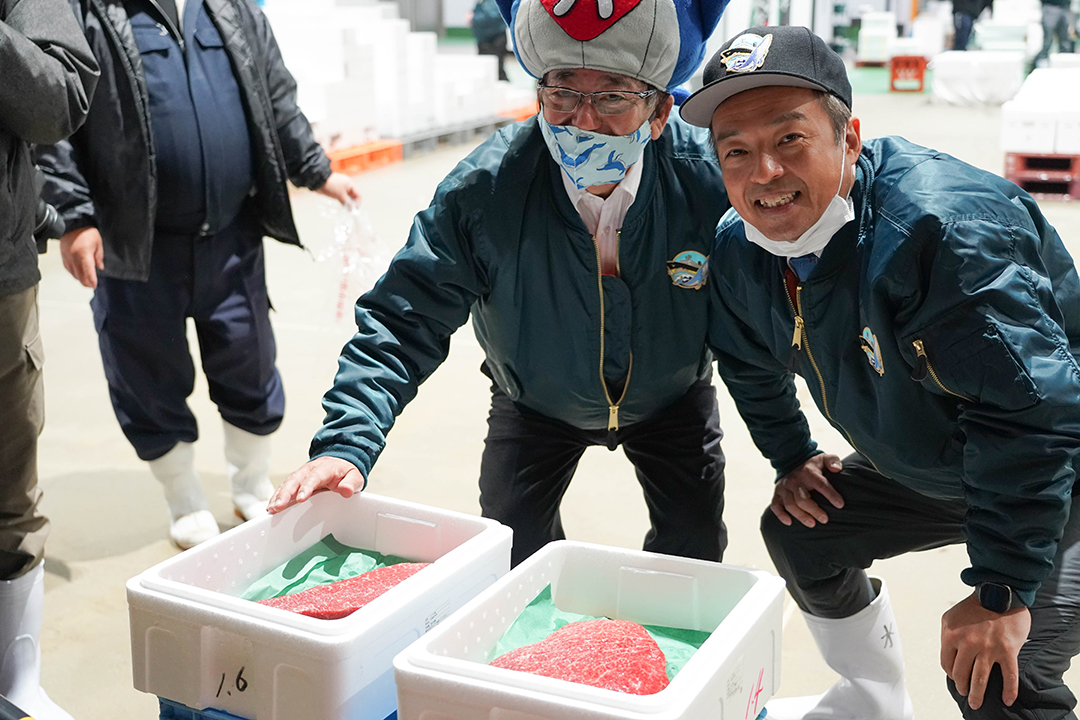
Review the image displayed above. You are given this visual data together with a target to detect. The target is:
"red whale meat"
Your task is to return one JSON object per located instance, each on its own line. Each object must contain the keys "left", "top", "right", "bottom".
{"left": 489, "top": 618, "right": 669, "bottom": 695}
{"left": 257, "top": 562, "right": 429, "bottom": 619}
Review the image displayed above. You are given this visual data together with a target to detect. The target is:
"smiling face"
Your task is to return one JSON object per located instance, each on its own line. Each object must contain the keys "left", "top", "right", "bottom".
{"left": 541, "top": 68, "right": 673, "bottom": 139}
{"left": 710, "top": 86, "right": 861, "bottom": 242}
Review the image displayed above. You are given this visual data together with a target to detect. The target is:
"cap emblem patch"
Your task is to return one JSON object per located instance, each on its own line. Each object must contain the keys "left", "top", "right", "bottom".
{"left": 540, "top": 0, "right": 643, "bottom": 41}
{"left": 720, "top": 33, "right": 773, "bottom": 73}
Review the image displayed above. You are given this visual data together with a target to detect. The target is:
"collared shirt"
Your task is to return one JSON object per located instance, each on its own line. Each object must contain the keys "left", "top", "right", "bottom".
{"left": 560, "top": 157, "right": 644, "bottom": 277}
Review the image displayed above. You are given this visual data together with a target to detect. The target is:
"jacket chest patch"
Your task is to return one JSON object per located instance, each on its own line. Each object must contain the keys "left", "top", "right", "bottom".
{"left": 860, "top": 327, "right": 884, "bottom": 377}
{"left": 666, "top": 251, "right": 708, "bottom": 290}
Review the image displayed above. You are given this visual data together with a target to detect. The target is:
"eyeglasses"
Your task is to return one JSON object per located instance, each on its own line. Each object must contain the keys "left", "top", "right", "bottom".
{"left": 538, "top": 85, "right": 657, "bottom": 116}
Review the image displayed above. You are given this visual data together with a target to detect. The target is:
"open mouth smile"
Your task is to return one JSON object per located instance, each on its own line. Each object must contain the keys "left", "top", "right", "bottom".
{"left": 755, "top": 191, "right": 798, "bottom": 208}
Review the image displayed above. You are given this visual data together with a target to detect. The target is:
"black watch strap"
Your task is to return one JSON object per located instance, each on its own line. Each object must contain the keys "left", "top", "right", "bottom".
{"left": 976, "top": 582, "right": 1022, "bottom": 613}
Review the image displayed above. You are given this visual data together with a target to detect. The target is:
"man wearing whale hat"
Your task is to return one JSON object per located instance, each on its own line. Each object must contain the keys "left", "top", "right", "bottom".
{"left": 268, "top": 0, "right": 736, "bottom": 568}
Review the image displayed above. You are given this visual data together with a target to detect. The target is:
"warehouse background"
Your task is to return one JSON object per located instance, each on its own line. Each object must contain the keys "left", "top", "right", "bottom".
{"left": 28, "top": 2, "right": 1080, "bottom": 718}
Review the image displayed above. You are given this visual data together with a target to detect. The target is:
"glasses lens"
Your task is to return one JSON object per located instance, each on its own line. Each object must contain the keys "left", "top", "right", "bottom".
{"left": 593, "top": 92, "right": 638, "bottom": 116}
{"left": 542, "top": 88, "right": 581, "bottom": 113}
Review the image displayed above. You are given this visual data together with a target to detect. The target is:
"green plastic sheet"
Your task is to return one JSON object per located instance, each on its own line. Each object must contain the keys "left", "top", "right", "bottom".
{"left": 491, "top": 586, "right": 711, "bottom": 681}
{"left": 240, "top": 534, "right": 411, "bottom": 601}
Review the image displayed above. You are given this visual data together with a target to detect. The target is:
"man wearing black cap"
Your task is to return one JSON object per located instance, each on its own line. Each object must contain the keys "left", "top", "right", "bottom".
{"left": 682, "top": 25, "right": 1080, "bottom": 720}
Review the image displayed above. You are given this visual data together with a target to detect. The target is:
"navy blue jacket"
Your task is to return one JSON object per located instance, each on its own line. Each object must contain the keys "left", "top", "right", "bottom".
{"left": 38, "top": 0, "right": 330, "bottom": 281}
{"left": 708, "top": 136, "right": 1080, "bottom": 604}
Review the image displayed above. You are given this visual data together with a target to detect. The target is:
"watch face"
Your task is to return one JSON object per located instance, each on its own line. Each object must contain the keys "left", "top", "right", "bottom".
{"left": 978, "top": 583, "right": 1012, "bottom": 613}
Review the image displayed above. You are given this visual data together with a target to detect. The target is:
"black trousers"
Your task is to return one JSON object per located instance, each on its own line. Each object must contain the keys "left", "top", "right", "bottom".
{"left": 92, "top": 211, "right": 284, "bottom": 461}
{"left": 762, "top": 453, "right": 1080, "bottom": 719}
{"left": 478, "top": 373, "right": 727, "bottom": 567}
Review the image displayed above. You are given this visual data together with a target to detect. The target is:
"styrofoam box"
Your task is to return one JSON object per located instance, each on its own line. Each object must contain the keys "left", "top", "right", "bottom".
{"left": 1050, "top": 53, "right": 1080, "bottom": 69}
{"left": 394, "top": 541, "right": 786, "bottom": 720}
{"left": 127, "top": 492, "right": 512, "bottom": 720}
{"left": 930, "top": 51, "right": 1025, "bottom": 105}
{"left": 1000, "top": 99, "right": 1057, "bottom": 153}
{"left": 1058, "top": 110, "right": 1080, "bottom": 155}
{"left": 857, "top": 29, "right": 893, "bottom": 63}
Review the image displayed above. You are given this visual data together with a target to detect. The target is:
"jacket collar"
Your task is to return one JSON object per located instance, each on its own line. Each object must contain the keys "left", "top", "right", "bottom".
{"left": 810, "top": 148, "right": 875, "bottom": 280}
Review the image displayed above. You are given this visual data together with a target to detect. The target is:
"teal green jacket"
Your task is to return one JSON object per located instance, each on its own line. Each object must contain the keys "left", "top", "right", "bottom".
{"left": 311, "top": 117, "right": 729, "bottom": 479}
{"left": 708, "top": 136, "right": 1080, "bottom": 605}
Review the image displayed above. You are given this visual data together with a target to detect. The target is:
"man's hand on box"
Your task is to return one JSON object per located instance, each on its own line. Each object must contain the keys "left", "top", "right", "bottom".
{"left": 267, "top": 456, "right": 365, "bottom": 514}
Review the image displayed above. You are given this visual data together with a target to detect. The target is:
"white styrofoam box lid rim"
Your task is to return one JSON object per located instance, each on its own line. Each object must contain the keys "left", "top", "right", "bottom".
{"left": 129, "top": 492, "right": 511, "bottom": 637}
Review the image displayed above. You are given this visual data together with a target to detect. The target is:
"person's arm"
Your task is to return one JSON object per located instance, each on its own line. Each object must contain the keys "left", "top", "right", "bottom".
{"left": 269, "top": 163, "right": 492, "bottom": 512}
{"left": 914, "top": 215, "right": 1080, "bottom": 708}
{"left": 35, "top": 139, "right": 103, "bottom": 286}
{"left": 707, "top": 228, "right": 821, "bottom": 476}
{"left": 0, "top": 0, "right": 98, "bottom": 144}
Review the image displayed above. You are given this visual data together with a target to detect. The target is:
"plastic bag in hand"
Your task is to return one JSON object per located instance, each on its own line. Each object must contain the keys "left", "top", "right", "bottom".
{"left": 313, "top": 200, "right": 392, "bottom": 324}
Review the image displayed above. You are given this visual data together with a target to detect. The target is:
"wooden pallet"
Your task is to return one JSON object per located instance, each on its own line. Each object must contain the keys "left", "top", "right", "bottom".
{"left": 1005, "top": 152, "right": 1080, "bottom": 201}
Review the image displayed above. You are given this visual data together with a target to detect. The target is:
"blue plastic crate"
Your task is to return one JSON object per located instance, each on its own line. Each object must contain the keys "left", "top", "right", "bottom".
{"left": 158, "top": 698, "right": 396, "bottom": 720}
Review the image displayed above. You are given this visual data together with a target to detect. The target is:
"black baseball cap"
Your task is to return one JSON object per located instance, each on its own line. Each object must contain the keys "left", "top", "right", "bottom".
{"left": 680, "top": 25, "right": 853, "bottom": 128}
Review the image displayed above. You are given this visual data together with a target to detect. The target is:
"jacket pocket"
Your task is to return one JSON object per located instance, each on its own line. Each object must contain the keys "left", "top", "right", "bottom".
{"left": 24, "top": 328, "right": 44, "bottom": 371}
{"left": 194, "top": 24, "right": 226, "bottom": 49}
{"left": 905, "top": 317, "right": 1039, "bottom": 411}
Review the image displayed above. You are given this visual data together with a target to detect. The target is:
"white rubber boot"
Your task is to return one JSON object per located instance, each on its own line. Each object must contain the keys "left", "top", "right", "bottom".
{"left": 149, "top": 441, "right": 219, "bottom": 550}
{"left": 223, "top": 422, "right": 274, "bottom": 522}
{"left": 0, "top": 561, "right": 73, "bottom": 720}
{"left": 765, "top": 579, "right": 914, "bottom": 720}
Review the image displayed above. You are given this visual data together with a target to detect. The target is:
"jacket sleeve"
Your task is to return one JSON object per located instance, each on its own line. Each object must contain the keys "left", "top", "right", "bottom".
{"left": 308, "top": 168, "right": 490, "bottom": 479}
{"left": 707, "top": 235, "right": 820, "bottom": 479}
{"left": 34, "top": 139, "right": 96, "bottom": 232}
{"left": 247, "top": 0, "right": 331, "bottom": 191}
{"left": 0, "top": 0, "right": 99, "bottom": 144}
{"left": 907, "top": 213, "right": 1080, "bottom": 605}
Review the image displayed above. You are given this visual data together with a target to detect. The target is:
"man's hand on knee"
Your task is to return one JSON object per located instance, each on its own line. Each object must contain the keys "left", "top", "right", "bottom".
{"left": 770, "top": 454, "right": 845, "bottom": 527}
{"left": 940, "top": 593, "right": 1030, "bottom": 709}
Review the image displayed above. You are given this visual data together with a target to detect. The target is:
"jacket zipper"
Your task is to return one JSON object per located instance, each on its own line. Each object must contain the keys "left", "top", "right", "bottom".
{"left": 911, "top": 339, "right": 969, "bottom": 399}
{"left": 787, "top": 283, "right": 876, "bottom": 467}
{"left": 148, "top": 0, "right": 185, "bottom": 50}
{"left": 595, "top": 231, "right": 632, "bottom": 431}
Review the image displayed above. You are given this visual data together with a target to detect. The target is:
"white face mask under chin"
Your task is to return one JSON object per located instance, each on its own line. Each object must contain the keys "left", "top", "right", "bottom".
{"left": 742, "top": 152, "right": 856, "bottom": 259}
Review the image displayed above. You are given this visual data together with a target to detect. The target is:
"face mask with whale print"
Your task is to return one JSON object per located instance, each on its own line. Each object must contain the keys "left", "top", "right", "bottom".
{"left": 538, "top": 113, "right": 651, "bottom": 190}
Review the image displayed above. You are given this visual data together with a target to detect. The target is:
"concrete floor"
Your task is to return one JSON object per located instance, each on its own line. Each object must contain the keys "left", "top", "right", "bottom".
{"left": 31, "top": 89, "right": 1080, "bottom": 719}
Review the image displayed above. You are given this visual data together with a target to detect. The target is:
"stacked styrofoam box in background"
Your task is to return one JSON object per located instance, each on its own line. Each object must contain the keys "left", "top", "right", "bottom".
{"left": 910, "top": 13, "right": 947, "bottom": 57}
{"left": 433, "top": 55, "right": 499, "bottom": 129}
{"left": 496, "top": 83, "right": 538, "bottom": 117}
{"left": 263, "top": 0, "right": 512, "bottom": 149}
{"left": 971, "top": 0, "right": 1042, "bottom": 55}
{"left": 1001, "top": 68, "right": 1080, "bottom": 154}
{"left": 930, "top": 50, "right": 1026, "bottom": 104}
{"left": 127, "top": 492, "right": 512, "bottom": 720}
{"left": 857, "top": 11, "right": 897, "bottom": 63}
{"left": 394, "top": 541, "right": 786, "bottom": 720}
{"left": 1050, "top": 52, "right": 1080, "bottom": 69}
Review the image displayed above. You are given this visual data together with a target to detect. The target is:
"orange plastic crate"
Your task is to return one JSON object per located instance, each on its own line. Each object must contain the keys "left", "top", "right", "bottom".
{"left": 328, "top": 140, "right": 404, "bottom": 175}
{"left": 890, "top": 55, "right": 928, "bottom": 92}
{"left": 500, "top": 102, "right": 539, "bottom": 123}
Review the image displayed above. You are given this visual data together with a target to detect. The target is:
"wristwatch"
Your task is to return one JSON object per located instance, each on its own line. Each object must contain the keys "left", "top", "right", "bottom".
{"left": 976, "top": 582, "right": 1022, "bottom": 613}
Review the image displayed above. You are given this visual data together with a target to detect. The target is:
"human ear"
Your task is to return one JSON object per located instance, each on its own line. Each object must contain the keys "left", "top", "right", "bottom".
{"left": 649, "top": 95, "right": 675, "bottom": 140}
